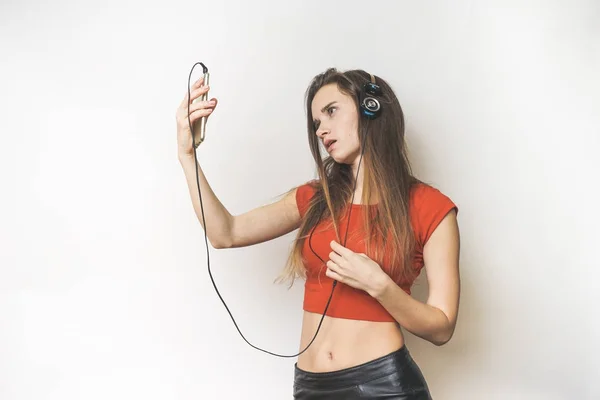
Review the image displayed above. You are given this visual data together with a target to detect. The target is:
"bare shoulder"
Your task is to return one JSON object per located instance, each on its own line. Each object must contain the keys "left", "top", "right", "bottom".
{"left": 224, "top": 185, "right": 304, "bottom": 248}
{"left": 410, "top": 182, "right": 458, "bottom": 247}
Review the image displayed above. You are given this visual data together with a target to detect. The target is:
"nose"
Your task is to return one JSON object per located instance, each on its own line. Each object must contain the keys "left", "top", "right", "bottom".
{"left": 316, "top": 124, "right": 330, "bottom": 138}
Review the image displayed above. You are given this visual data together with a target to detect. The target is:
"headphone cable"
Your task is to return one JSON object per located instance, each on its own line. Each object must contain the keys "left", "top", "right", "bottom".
{"left": 186, "top": 61, "right": 367, "bottom": 358}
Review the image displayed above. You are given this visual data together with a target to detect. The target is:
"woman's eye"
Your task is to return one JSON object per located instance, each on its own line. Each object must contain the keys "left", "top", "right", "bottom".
{"left": 328, "top": 107, "right": 336, "bottom": 115}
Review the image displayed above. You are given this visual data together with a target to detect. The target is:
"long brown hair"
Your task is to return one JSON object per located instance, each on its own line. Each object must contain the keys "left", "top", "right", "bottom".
{"left": 277, "top": 68, "right": 420, "bottom": 287}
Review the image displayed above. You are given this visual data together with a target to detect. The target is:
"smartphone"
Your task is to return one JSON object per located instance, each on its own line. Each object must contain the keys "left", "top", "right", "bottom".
{"left": 192, "top": 71, "right": 210, "bottom": 148}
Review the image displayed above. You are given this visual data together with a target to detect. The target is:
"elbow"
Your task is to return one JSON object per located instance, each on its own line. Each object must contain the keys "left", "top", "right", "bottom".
{"left": 431, "top": 326, "right": 455, "bottom": 346}
{"left": 210, "top": 238, "right": 233, "bottom": 249}
{"left": 211, "top": 216, "right": 235, "bottom": 249}
{"left": 209, "top": 221, "right": 235, "bottom": 249}
{"left": 211, "top": 241, "right": 225, "bottom": 249}
{"left": 432, "top": 336, "right": 450, "bottom": 347}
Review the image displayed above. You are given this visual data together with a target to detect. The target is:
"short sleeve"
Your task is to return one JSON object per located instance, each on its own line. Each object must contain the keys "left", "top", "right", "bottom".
{"left": 412, "top": 184, "right": 458, "bottom": 247}
{"left": 295, "top": 181, "right": 317, "bottom": 218}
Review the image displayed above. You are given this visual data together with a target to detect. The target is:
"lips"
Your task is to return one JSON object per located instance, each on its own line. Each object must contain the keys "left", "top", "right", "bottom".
{"left": 324, "top": 139, "right": 337, "bottom": 150}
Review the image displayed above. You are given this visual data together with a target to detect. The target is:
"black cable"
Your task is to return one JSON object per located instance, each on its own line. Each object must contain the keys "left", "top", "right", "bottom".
{"left": 186, "top": 61, "right": 368, "bottom": 358}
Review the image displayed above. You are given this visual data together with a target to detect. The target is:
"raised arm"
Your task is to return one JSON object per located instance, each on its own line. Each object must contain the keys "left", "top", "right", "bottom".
{"left": 176, "top": 76, "right": 302, "bottom": 249}
{"left": 178, "top": 154, "right": 301, "bottom": 249}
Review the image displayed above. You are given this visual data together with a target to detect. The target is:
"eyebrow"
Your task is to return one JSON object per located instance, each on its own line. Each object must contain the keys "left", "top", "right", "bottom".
{"left": 320, "top": 101, "right": 337, "bottom": 113}
{"left": 313, "top": 101, "right": 338, "bottom": 127}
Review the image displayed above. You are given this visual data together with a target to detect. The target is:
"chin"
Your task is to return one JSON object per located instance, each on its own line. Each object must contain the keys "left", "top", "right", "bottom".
{"left": 330, "top": 149, "right": 358, "bottom": 165}
{"left": 329, "top": 151, "right": 348, "bottom": 164}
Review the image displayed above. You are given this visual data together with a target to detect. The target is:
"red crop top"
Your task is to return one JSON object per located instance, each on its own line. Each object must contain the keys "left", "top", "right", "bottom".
{"left": 295, "top": 181, "right": 457, "bottom": 322}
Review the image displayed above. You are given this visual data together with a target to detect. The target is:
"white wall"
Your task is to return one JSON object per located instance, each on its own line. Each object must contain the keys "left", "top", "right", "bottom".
{"left": 1, "top": 1, "right": 598, "bottom": 399}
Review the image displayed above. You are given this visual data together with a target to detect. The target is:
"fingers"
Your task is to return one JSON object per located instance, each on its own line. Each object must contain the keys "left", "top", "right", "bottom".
{"left": 180, "top": 80, "right": 210, "bottom": 108}
{"left": 177, "top": 75, "right": 216, "bottom": 127}
{"left": 177, "top": 97, "right": 217, "bottom": 127}
{"left": 330, "top": 240, "right": 353, "bottom": 258}
{"left": 325, "top": 263, "right": 343, "bottom": 282}
{"left": 188, "top": 99, "right": 217, "bottom": 115}
{"left": 188, "top": 76, "right": 206, "bottom": 93}
{"left": 190, "top": 85, "right": 210, "bottom": 103}
{"left": 326, "top": 260, "right": 338, "bottom": 271}
{"left": 329, "top": 251, "right": 344, "bottom": 265}
{"left": 193, "top": 76, "right": 205, "bottom": 89}
{"left": 189, "top": 98, "right": 215, "bottom": 109}
{"left": 187, "top": 107, "right": 214, "bottom": 123}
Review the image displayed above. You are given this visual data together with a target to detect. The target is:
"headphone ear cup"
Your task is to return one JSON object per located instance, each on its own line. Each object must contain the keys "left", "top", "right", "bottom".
{"left": 360, "top": 96, "right": 381, "bottom": 119}
{"left": 359, "top": 79, "right": 383, "bottom": 119}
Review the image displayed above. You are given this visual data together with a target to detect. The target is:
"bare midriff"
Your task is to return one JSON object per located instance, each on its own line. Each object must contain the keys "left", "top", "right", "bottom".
{"left": 296, "top": 310, "right": 405, "bottom": 373}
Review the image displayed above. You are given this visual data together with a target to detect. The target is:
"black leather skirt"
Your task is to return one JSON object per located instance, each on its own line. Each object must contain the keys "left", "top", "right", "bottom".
{"left": 293, "top": 345, "right": 432, "bottom": 399}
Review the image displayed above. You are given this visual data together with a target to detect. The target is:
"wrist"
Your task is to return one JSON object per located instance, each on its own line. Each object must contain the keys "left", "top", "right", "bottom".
{"left": 178, "top": 150, "right": 195, "bottom": 162}
{"left": 369, "top": 272, "right": 393, "bottom": 300}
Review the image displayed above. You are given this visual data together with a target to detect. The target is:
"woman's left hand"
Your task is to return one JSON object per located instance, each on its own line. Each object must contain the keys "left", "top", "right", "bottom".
{"left": 326, "top": 240, "right": 391, "bottom": 297}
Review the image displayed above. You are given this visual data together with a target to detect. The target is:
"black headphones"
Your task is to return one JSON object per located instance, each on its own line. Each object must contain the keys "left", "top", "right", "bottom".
{"left": 359, "top": 73, "right": 383, "bottom": 119}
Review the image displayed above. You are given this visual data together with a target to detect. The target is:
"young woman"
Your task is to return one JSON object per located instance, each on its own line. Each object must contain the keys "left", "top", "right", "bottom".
{"left": 175, "top": 67, "right": 460, "bottom": 399}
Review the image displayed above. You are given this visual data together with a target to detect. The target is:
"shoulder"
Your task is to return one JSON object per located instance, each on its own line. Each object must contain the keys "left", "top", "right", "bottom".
{"left": 410, "top": 182, "right": 458, "bottom": 247}
{"left": 295, "top": 179, "right": 319, "bottom": 218}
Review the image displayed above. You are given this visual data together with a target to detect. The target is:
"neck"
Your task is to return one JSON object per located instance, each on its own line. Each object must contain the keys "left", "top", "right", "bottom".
{"left": 350, "top": 155, "right": 380, "bottom": 205}
{"left": 352, "top": 164, "right": 363, "bottom": 188}
{"left": 351, "top": 159, "right": 366, "bottom": 203}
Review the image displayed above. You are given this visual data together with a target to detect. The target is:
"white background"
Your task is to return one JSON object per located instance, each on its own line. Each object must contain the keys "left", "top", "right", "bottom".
{"left": 1, "top": 1, "right": 599, "bottom": 399}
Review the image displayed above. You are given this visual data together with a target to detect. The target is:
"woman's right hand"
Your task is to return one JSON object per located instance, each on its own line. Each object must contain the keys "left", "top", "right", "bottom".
{"left": 175, "top": 76, "right": 218, "bottom": 157}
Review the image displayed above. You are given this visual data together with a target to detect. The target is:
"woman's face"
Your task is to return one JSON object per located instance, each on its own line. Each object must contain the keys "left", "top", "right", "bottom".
{"left": 311, "top": 83, "right": 361, "bottom": 165}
